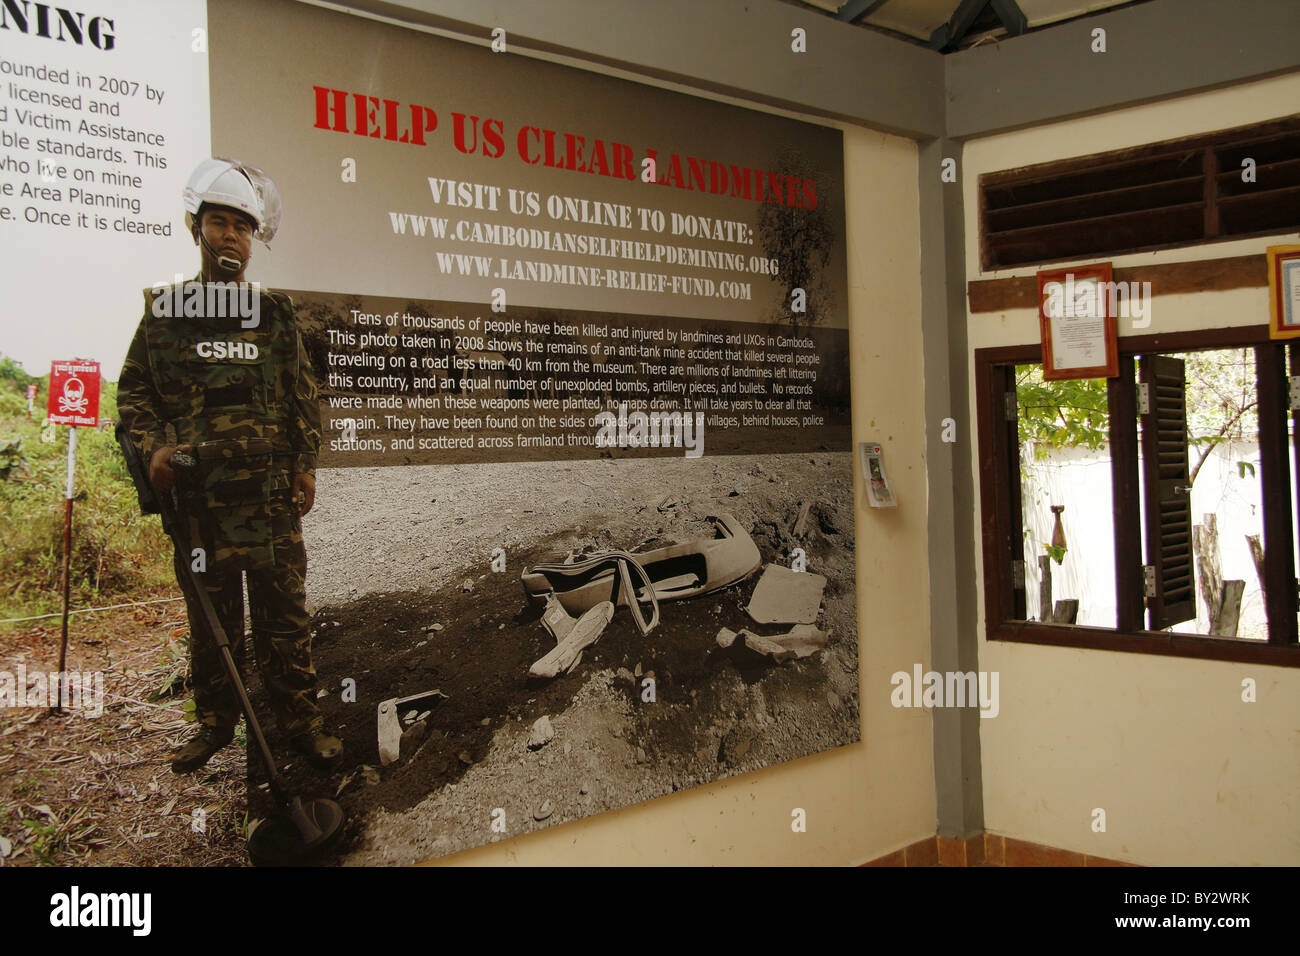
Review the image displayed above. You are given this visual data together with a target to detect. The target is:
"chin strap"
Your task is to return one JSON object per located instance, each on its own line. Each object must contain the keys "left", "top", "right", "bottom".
{"left": 197, "top": 229, "right": 248, "bottom": 274}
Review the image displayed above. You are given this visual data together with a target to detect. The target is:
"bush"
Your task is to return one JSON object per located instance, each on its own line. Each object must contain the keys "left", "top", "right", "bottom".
{"left": 0, "top": 365, "right": 174, "bottom": 621}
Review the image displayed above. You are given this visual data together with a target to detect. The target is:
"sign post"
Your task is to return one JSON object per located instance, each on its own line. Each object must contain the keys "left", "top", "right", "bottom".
{"left": 46, "top": 360, "right": 101, "bottom": 714}
{"left": 25, "top": 383, "right": 36, "bottom": 420}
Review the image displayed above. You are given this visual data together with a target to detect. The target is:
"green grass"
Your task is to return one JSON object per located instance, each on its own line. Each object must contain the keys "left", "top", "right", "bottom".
{"left": 0, "top": 357, "right": 174, "bottom": 623}
{"left": 21, "top": 815, "right": 65, "bottom": 866}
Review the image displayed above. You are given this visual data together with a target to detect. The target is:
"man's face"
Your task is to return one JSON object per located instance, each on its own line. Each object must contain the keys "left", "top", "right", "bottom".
{"left": 196, "top": 206, "right": 254, "bottom": 278}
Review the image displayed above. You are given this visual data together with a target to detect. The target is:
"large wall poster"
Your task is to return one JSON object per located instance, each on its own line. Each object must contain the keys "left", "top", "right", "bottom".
{"left": 217, "top": 0, "right": 858, "bottom": 863}
{"left": 0, "top": 0, "right": 857, "bottom": 866}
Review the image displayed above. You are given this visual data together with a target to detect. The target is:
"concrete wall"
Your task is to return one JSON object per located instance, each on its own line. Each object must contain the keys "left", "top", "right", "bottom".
{"left": 946, "top": 0, "right": 1300, "bottom": 138}
{"left": 963, "top": 72, "right": 1300, "bottom": 866}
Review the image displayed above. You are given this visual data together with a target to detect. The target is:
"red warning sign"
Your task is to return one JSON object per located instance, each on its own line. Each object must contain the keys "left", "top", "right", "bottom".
{"left": 47, "top": 360, "right": 100, "bottom": 427}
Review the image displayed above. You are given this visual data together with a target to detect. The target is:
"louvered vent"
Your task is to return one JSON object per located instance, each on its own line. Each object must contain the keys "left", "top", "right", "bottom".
{"left": 1215, "top": 126, "right": 1300, "bottom": 235}
{"left": 980, "top": 118, "right": 1300, "bottom": 270}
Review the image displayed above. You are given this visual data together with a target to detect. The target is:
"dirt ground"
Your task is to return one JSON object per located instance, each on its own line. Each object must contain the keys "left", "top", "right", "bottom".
{"left": 0, "top": 603, "right": 248, "bottom": 867}
{"left": 287, "top": 450, "right": 859, "bottom": 865}
{"left": 0, "top": 450, "right": 858, "bottom": 867}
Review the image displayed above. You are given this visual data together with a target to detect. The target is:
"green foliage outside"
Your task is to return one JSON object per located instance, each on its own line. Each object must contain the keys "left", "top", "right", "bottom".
{"left": 1016, "top": 350, "right": 1259, "bottom": 568}
{"left": 1181, "top": 349, "right": 1257, "bottom": 484}
{"left": 1016, "top": 349, "right": 1258, "bottom": 479}
{"left": 1015, "top": 367, "right": 1109, "bottom": 456}
{"left": 0, "top": 355, "right": 173, "bottom": 623}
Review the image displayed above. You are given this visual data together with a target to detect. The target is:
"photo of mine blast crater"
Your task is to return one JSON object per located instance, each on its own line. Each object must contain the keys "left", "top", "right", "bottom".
{"left": 271, "top": 455, "right": 858, "bottom": 864}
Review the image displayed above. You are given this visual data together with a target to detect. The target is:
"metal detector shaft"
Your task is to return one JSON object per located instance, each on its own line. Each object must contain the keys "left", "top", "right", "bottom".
{"left": 164, "top": 526, "right": 290, "bottom": 807}
{"left": 114, "top": 425, "right": 290, "bottom": 807}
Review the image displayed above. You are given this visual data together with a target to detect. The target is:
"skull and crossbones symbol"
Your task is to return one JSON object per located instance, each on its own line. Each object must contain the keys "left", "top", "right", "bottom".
{"left": 57, "top": 376, "right": 89, "bottom": 414}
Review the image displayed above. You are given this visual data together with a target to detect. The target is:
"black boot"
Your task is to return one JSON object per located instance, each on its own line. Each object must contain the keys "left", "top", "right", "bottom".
{"left": 171, "top": 725, "right": 234, "bottom": 774}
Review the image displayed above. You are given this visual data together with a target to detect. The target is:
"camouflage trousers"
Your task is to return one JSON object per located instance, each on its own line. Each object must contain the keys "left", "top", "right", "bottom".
{"left": 172, "top": 530, "right": 323, "bottom": 739}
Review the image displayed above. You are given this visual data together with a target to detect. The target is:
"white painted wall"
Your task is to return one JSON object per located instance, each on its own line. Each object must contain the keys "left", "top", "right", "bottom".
{"left": 1022, "top": 441, "right": 1269, "bottom": 639}
{"left": 965, "top": 72, "right": 1300, "bottom": 865}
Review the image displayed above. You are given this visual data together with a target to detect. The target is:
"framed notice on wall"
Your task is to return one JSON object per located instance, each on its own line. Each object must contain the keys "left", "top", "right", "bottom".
{"left": 1267, "top": 245, "right": 1300, "bottom": 340}
{"left": 1037, "top": 263, "right": 1118, "bottom": 380}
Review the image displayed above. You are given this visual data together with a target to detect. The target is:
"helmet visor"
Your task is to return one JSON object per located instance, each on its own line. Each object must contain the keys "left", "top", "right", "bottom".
{"left": 237, "top": 162, "right": 281, "bottom": 244}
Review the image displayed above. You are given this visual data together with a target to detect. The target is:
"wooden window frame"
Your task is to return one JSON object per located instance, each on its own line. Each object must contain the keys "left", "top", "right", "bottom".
{"left": 977, "top": 325, "right": 1300, "bottom": 667}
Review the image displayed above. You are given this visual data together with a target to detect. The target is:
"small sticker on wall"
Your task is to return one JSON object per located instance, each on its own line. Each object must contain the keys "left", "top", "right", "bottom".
{"left": 859, "top": 441, "right": 896, "bottom": 508}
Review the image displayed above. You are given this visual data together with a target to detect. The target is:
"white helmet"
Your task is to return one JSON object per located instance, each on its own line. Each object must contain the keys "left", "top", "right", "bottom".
{"left": 183, "top": 157, "right": 282, "bottom": 243}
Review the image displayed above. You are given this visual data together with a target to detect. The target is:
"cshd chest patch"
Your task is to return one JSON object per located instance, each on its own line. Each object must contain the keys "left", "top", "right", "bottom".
{"left": 195, "top": 340, "right": 261, "bottom": 361}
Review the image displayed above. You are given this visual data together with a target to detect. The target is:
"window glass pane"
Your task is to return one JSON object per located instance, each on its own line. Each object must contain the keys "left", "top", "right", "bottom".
{"left": 1015, "top": 364, "right": 1115, "bottom": 627}
{"left": 1142, "top": 348, "right": 1268, "bottom": 640}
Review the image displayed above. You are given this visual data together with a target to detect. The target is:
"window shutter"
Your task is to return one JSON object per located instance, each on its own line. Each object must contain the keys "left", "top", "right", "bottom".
{"left": 1140, "top": 355, "right": 1195, "bottom": 629}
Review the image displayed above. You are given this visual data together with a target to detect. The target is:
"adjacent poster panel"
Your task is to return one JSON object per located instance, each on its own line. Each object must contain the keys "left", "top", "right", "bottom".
{"left": 2, "top": 0, "right": 858, "bottom": 865}
{"left": 0, "top": 0, "right": 211, "bottom": 371}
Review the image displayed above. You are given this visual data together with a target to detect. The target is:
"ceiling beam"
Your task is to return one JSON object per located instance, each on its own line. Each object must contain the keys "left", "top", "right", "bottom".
{"left": 835, "top": 0, "right": 890, "bottom": 23}
{"left": 331, "top": 0, "right": 947, "bottom": 137}
{"left": 926, "top": 0, "right": 990, "bottom": 51}
{"left": 988, "top": 0, "right": 1028, "bottom": 35}
{"left": 947, "top": 0, "right": 1300, "bottom": 139}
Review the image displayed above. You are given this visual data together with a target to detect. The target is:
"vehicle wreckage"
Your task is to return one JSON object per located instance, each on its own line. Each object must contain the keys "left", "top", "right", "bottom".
{"left": 520, "top": 513, "right": 762, "bottom": 679}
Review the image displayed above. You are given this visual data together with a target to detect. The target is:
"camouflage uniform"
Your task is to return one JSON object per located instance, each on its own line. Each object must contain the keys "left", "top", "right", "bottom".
{"left": 117, "top": 278, "right": 324, "bottom": 738}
